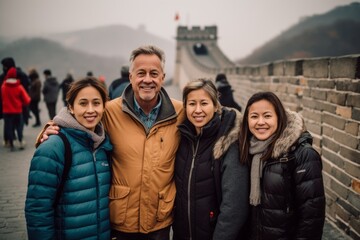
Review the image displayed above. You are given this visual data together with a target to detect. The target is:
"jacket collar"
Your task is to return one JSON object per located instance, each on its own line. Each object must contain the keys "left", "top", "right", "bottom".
{"left": 122, "top": 84, "right": 178, "bottom": 123}
{"left": 213, "top": 107, "right": 242, "bottom": 159}
{"left": 178, "top": 107, "right": 242, "bottom": 160}
{"left": 272, "top": 109, "right": 306, "bottom": 158}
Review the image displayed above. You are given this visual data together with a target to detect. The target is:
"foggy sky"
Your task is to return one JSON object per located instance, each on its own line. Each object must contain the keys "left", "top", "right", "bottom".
{"left": 0, "top": 0, "right": 358, "bottom": 60}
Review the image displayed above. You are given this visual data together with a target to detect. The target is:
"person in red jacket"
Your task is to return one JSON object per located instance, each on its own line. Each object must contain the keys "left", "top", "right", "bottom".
{"left": 1, "top": 67, "right": 31, "bottom": 151}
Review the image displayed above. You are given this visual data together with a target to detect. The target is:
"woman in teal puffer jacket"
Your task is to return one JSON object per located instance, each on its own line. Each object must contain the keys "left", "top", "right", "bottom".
{"left": 25, "top": 77, "right": 113, "bottom": 240}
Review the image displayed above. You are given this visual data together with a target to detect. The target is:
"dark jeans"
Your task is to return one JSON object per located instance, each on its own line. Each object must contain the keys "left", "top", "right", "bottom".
{"left": 111, "top": 226, "right": 170, "bottom": 240}
{"left": 29, "top": 100, "right": 41, "bottom": 125}
{"left": 45, "top": 101, "right": 57, "bottom": 120}
{"left": 3, "top": 113, "right": 24, "bottom": 146}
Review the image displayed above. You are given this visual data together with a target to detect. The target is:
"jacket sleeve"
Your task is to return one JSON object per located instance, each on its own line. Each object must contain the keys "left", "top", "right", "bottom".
{"left": 20, "top": 85, "right": 31, "bottom": 106}
{"left": 34, "top": 81, "right": 42, "bottom": 101}
{"left": 293, "top": 146, "right": 326, "bottom": 239}
{"left": 25, "top": 136, "right": 65, "bottom": 240}
{"left": 213, "top": 143, "right": 249, "bottom": 240}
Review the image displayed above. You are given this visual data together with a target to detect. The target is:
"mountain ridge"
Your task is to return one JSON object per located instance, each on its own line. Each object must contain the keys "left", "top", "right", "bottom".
{"left": 0, "top": 37, "right": 126, "bottom": 84}
{"left": 237, "top": 2, "right": 360, "bottom": 64}
{"left": 44, "top": 24, "right": 176, "bottom": 79}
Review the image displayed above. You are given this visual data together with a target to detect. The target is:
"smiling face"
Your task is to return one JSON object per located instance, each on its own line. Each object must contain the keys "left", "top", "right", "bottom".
{"left": 248, "top": 99, "right": 278, "bottom": 140}
{"left": 186, "top": 88, "right": 216, "bottom": 135}
{"left": 129, "top": 54, "right": 165, "bottom": 110}
{"left": 69, "top": 86, "right": 104, "bottom": 132}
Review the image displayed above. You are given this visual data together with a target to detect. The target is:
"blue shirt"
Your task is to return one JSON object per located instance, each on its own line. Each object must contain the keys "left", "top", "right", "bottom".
{"left": 134, "top": 96, "right": 162, "bottom": 129}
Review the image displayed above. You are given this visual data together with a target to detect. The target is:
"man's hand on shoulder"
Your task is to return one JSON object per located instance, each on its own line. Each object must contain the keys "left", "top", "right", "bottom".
{"left": 35, "top": 121, "right": 60, "bottom": 148}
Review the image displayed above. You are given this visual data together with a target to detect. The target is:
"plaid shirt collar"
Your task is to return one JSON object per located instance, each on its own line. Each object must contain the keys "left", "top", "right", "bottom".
{"left": 133, "top": 95, "right": 162, "bottom": 129}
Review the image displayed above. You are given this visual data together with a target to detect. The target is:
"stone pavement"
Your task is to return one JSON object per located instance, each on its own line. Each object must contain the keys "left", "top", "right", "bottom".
{"left": 0, "top": 101, "right": 50, "bottom": 240}
{"left": 0, "top": 85, "right": 353, "bottom": 239}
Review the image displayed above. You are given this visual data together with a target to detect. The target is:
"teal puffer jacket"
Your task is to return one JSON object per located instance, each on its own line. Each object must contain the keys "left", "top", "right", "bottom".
{"left": 25, "top": 128, "right": 113, "bottom": 240}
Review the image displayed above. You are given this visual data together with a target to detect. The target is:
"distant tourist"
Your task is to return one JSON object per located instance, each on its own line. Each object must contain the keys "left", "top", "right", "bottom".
{"left": 28, "top": 68, "right": 42, "bottom": 127}
{"left": 86, "top": 71, "right": 94, "bottom": 77}
{"left": 42, "top": 69, "right": 59, "bottom": 120}
{"left": 0, "top": 57, "right": 31, "bottom": 147}
{"left": 215, "top": 73, "right": 242, "bottom": 112}
{"left": 108, "top": 65, "right": 130, "bottom": 99}
{"left": 98, "top": 75, "right": 107, "bottom": 88}
{"left": 59, "top": 73, "right": 74, "bottom": 106}
{"left": 1, "top": 67, "right": 31, "bottom": 151}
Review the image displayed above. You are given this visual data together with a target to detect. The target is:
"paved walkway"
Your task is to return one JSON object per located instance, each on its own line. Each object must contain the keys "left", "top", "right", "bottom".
{"left": 0, "top": 85, "right": 352, "bottom": 239}
{"left": 0, "top": 100, "right": 50, "bottom": 240}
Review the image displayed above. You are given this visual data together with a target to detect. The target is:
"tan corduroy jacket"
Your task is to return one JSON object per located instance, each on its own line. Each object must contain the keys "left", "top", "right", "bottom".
{"left": 103, "top": 86, "right": 185, "bottom": 233}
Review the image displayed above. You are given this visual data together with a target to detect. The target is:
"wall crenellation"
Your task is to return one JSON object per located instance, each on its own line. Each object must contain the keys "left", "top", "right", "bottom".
{"left": 176, "top": 26, "right": 218, "bottom": 41}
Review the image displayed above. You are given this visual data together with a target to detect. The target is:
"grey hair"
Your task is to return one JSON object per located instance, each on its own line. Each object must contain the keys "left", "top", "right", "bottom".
{"left": 129, "top": 45, "right": 166, "bottom": 72}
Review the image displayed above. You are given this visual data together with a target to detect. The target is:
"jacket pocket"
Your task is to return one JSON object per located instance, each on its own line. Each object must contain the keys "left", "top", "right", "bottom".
{"left": 157, "top": 183, "right": 176, "bottom": 221}
{"left": 109, "top": 185, "right": 131, "bottom": 225}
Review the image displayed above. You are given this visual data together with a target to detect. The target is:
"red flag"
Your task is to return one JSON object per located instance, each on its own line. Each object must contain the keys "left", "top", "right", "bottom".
{"left": 175, "top": 12, "right": 180, "bottom": 21}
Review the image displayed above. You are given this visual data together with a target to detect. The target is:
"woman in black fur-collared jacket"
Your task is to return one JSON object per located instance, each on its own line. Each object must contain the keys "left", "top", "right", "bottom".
{"left": 239, "top": 91, "right": 325, "bottom": 240}
{"left": 173, "top": 79, "right": 249, "bottom": 240}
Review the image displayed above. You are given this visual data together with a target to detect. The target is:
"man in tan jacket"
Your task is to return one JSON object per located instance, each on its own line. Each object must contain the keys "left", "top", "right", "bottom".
{"left": 104, "top": 45, "right": 184, "bottom": 239}
{"left": 38, "top": 45, "right": 185, "bottom": 240}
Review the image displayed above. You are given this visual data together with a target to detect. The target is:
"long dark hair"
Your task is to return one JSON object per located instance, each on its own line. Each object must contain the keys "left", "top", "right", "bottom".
{"left": 239, "top": 91, "right": 288, "bottom": 164}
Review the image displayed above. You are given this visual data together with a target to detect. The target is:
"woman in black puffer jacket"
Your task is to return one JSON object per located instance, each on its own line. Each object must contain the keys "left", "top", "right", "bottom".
{"left": 173, "top": 79, "right": 249, "bottom": 240}
{"left": 239, "top": 91, "right": 325, "bottom": 240}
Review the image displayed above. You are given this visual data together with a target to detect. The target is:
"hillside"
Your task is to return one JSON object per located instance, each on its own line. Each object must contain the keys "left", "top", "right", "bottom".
{"left": 238, "top": 2, "right": 360, "bottom": 64}
{"left": 239, "top": 20, "right": 360, "bottom": 64}
{"left": 0, "top": 38, "right": 127, "bottom": 84}
{"left": 0, "top": 24, "right": 176, "bottom": 82}
{"left": 45, "top": 24, "right": 176, "bottom": 78}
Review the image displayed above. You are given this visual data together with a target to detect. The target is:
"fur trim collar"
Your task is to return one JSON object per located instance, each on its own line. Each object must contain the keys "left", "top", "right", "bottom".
{"left": 213, "top": 107, "right": 242, "bottom": 160}
{"left": 272, "top": 109, "right": 306, "bottom": 158}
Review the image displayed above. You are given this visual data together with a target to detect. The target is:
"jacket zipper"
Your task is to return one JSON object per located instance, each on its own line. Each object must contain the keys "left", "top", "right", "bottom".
{"left": 93, "top": 149, "right": 101, "bottom": 239}
{"left": 187, "top": 132, "right": 201, "bottom": 240}
{"left": 263, "top": 157, "right": 293, "bottom": 214}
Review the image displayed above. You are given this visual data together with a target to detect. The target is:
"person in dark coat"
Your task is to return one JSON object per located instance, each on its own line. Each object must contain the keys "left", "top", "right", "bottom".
{"left": 239, "top": 91, "right": 325, "bottom": 239}
{"left": 28, "top": 69, "right": 42, "bottom": 127}
{"left": 42, "top": 69, "right": 59, "bottom": 120}
{"left": 173, "top": 78, "right": 249, "bottom": 240}
{"left": 215, "top": 73, "right": 242, "bottom": 112}
{"left": 108, "top": 65, "right": 130, "bottom": 99}
{"left": 59, "top": 73, "right": 74, "bottom": 106}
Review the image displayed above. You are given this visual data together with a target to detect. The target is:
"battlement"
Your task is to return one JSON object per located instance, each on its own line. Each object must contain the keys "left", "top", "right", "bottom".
{"left": 177, "top": 25, "right": 217, "bottom": 40}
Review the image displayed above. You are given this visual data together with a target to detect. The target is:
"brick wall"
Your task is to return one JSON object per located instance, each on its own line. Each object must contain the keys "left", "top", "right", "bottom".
{"left": 227, "top": 54, "right": 360, "bottom": 239}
